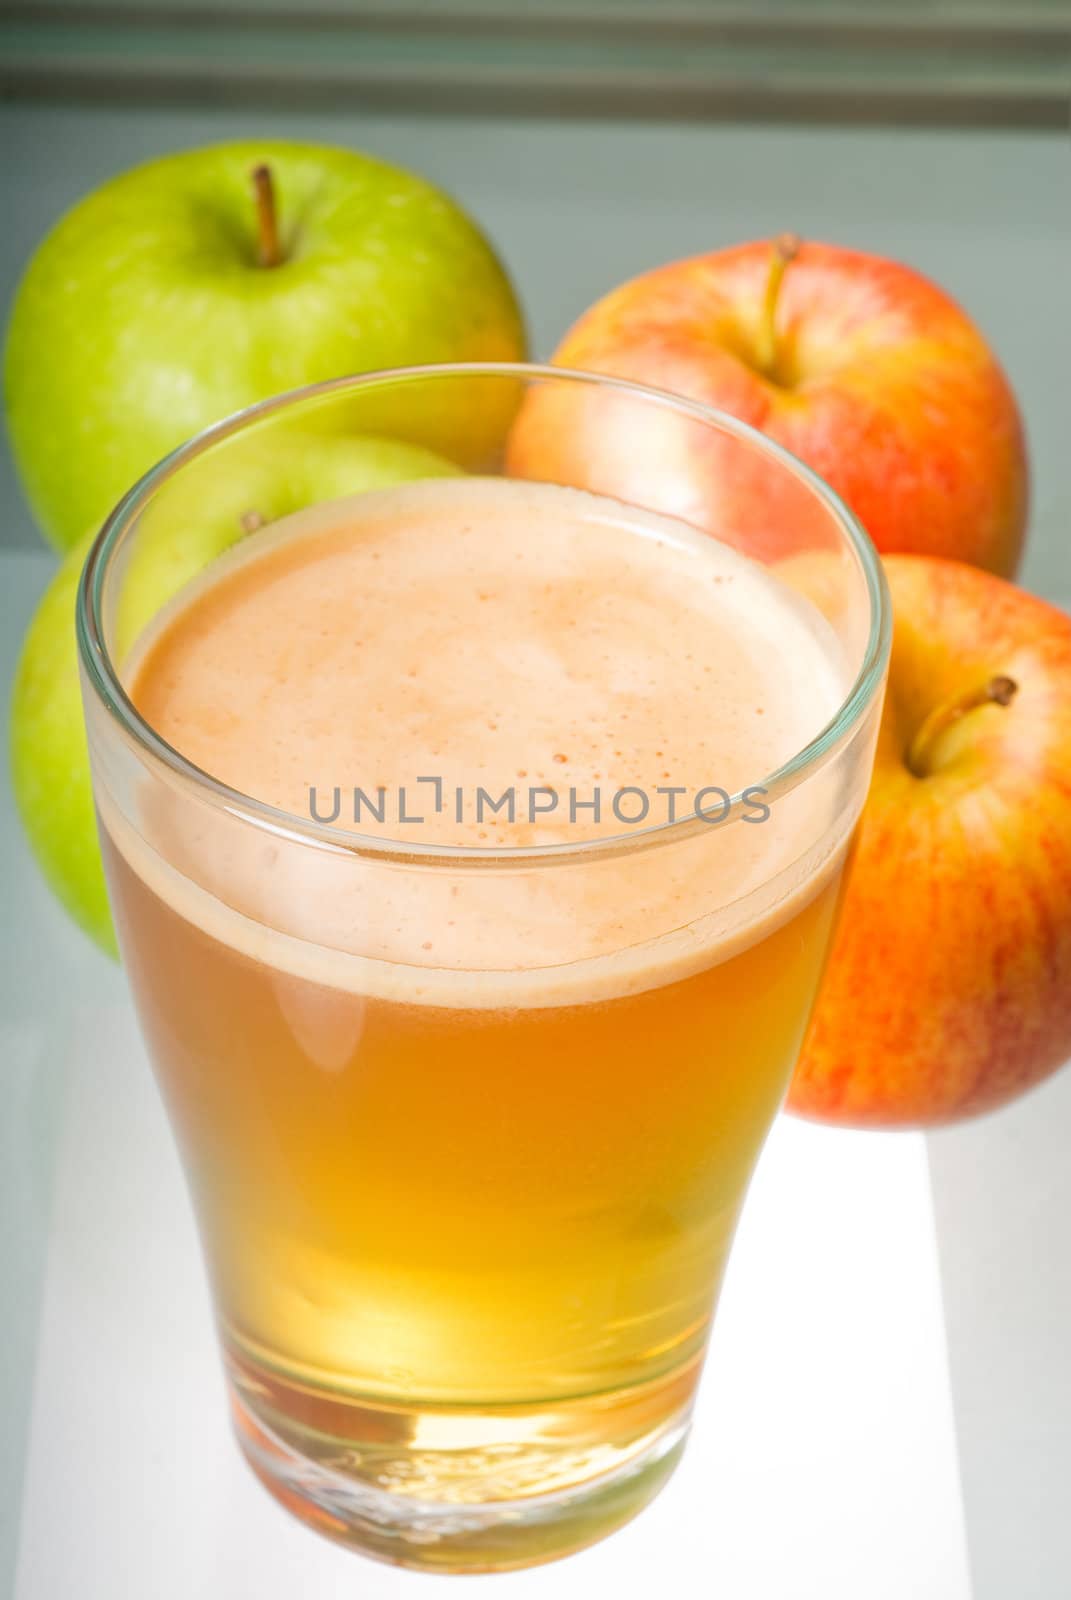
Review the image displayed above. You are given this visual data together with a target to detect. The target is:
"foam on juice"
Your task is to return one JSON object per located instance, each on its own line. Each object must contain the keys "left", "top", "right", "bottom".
{"left": 111, "top": 477, "right": 854, "bottom": 1006}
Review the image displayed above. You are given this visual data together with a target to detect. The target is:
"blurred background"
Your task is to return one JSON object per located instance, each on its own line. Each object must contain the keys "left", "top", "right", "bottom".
{"left": 2, "top": 5, "right": 1070, "bottom": 1598}
{"left": 2, "top": 0, "right": 1069, "bottom": 125}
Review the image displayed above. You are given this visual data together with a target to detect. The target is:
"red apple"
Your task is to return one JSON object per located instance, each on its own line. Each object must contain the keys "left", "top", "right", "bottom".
{"left": 790, "top": 555, "right": 1071, "bottom": 1127}
{"left": 509, "top": 238, "right": 1028, "bottom": 577}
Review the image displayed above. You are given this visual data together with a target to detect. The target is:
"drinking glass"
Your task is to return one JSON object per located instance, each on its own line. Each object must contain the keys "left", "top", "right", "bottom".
{"left": 77, "top": 364, "right": 890, "bottom": 1572}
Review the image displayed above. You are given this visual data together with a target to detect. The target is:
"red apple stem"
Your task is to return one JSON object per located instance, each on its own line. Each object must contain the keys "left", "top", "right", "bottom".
{"left": 251, "top": 164, "right": 283, "bottom": 269}
{"left": 756, "top": 232, "right": 801, "bottom": 378}
{"left": 907, "top": 675, "right": 1018, "bottom": 778}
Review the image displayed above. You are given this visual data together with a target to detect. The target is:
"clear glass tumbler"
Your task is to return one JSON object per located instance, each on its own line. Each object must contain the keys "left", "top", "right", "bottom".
{"left": 77, "top": 364, "right": 890, "bottom": 1572}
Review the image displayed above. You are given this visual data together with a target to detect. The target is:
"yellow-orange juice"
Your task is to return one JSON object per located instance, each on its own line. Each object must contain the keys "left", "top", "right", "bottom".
{"left": 101, "top": 477, "right": 855, "bottom": 1566}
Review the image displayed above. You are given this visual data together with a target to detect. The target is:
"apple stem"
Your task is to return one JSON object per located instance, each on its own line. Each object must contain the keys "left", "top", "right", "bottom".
{"left": 755, "top": 232, "right": 801, "bottom": 379}
{"left": 251, "top": 164, "right": 283, "bottom": 269}
{"left": 906, "top": 675, "right": 1019, "bottom": 778}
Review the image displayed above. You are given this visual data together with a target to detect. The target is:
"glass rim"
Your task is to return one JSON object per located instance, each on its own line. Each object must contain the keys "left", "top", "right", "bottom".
{"left": 76, "top": 359, "right": 892, "bottom": 870}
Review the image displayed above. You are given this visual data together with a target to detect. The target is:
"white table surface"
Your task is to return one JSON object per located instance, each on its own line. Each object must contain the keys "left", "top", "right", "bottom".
{"left": 2, "top": 107, "right": 1070, "bottom": 1598}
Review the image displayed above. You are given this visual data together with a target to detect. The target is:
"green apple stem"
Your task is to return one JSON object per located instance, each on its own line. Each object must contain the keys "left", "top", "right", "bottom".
{"left": 755, "top": 232, "right": 801, "bottom": 378}
{"left": 907, "top": 675, "right": 1018, "bottom": 778}
{"left": 252, "top": 164, "right": 283, "bottom": 269}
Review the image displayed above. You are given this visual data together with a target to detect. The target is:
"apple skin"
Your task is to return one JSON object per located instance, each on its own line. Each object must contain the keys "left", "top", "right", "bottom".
{"left": 508, "top": 241, "right": 1027, "bottom": 577}
{"left": 9, "top": 435, "right": 463, "bottom": 953}
{"left": 4, "top": 140, "right": 526, "bottom": 553}
{"left": 11, "top": 528, "right": 119, "bottom": 954}
{"left": 789, "top": 555, "right": 1071, "bottom": 1128}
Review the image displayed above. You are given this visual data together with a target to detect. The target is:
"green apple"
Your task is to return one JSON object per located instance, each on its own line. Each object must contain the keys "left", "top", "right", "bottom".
{"left": 9, "top": 434, "right": 463, "bottom": 952}
{"left": 4, "top": 140, "right": 526, "bottom": 553}
{"left": 12, "top": 528, "right": 118, "bottom": 953}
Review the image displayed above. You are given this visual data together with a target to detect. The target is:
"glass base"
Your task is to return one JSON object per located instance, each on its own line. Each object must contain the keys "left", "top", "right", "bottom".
{"left": 228, "top": 1355, "right": 697, "bottom": 1573}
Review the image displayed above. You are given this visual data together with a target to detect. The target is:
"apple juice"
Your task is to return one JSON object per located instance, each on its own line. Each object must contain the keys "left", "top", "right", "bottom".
{"left": 100, "top": 477, "right": 854, "bottom": 1560}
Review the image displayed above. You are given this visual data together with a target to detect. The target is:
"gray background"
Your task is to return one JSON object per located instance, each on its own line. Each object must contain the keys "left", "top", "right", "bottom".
{"left": 2, "top": 102, "right": 1070, "bottom": 1598}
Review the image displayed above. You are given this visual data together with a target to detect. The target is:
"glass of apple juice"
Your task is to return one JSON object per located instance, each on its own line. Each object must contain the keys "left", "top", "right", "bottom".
{"left": 76, "top": 364, "right": 890, "bottom": 1573}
